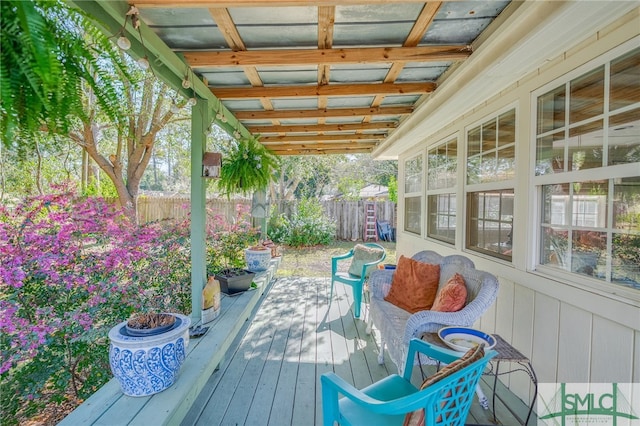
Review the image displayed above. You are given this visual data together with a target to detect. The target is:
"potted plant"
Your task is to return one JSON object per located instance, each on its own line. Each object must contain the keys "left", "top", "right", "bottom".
{"left": 245, "top": 241, "right": 273, "bottom": 272}
{"left": 209, "top": 219, "right": 260, "bottom": 294}
{"left": 108, "top": 312, "right": 191, "bottom": 397}
{"left": 218, "top": 134, "right": 279, "bottom": 196}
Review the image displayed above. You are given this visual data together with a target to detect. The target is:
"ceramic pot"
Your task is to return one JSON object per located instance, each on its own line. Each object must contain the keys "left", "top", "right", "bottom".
{"left": 108, "top": 313, "right": 190, "bottom": 397}
{"left": 244, "top": 248, "right": 271, "bottom": 272}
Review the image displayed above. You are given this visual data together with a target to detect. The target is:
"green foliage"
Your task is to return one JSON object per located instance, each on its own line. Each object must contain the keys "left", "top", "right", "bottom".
{"left": 266, "top": 213, "right": 290, "bottom": 244}
{"left": 268, "top": 198, "right": 335, "bottom": 247}
{"left": 83, "top": 175, "right": 118, "bottom": 199}
{"left": 1, "top": 0, "right": 126, "bottom": 145}
{"left": 337, "top": 176, "right": 364, "bottom": 201}
{"left": 205, "top": 203, "right": 260, "bottom": 275}
{"left": 388, "top": 175, "right": 398, "bottom": 203}
{"left": 219, "top": 135, "right": 280, "bottom": 196}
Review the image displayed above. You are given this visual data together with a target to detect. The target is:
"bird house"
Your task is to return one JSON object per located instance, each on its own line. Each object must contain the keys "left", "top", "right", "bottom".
{"left": 202, "top": 152, "right": 222, "bottom": 178}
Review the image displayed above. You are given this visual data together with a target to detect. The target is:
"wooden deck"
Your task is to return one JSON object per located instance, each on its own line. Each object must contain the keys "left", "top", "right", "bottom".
{"left": 182, "top": 276, "right": 536, "bottom": 426}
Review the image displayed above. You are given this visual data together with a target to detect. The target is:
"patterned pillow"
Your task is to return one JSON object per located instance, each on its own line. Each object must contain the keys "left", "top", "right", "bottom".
{"left": 384, "top": 255, "right": 440, "bottom": 313}
{"left": 403, "top": 344, "right": 485, "bottom": 426}
{"left": 431, "top": 273, "right": 467, "bottom": 312}
{"left": 348, "top": 244, "right": 384, "bottom": 277}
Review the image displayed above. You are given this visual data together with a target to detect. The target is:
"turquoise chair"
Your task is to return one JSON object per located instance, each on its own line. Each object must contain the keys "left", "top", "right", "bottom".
{"left": 321, "top": 339, "right": 496, "bottom": 426}
{"left": 330, "top": 243, "right": 386, "bottom": 318}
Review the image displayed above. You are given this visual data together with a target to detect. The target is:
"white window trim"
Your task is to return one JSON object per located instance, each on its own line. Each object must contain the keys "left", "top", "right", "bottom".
{"left": 528, "top": 38, "right": 640, "bottom": 301}
{"left": 463, "top": 104, "right": 518, "bottom": 263}
{"left": 465, "top": 104, "right": 518, "bottom": 191}
{"left": 425, "top": 133, "right": 459, "bottom": 246}
{"left": 403, "top": 152, "right": 425, "bottom": 236}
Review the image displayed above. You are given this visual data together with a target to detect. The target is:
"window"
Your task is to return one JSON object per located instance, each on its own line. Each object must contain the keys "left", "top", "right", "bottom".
{"left": 535, "top": 46, "right": 640, "bottom": 290}
{"left": 536, "top": 47, "right": 640, "bottom": 175}
{"left": 467, "top": 109, "right": 516, "bottom": 184}
{"left": 427, "top": 138, "right": 457, "bottom": 244}
{"left": 404, "top": 154, "right": 423, "bottom": 235}
{"left": 466, "top": 108, "right": 516, "bottom": 260}
{"left": 467, "top": 190, "right": 514, "bottom": 260}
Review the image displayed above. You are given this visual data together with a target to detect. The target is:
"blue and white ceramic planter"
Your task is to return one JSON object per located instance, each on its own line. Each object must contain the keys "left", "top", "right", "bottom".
{"left": 244, "top": 248, "right": 271, "bottom": 272}
{"left": 108, "top": 313, "right": 190, "bottom": 397}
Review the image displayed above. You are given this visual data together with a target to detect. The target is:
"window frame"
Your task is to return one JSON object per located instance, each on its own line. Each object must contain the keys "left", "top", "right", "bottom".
{"left": 464, "top": 105, "right": 517, "bottom": 262}
{"left": 531, "top": 39, "right": 640, "bottom": 296}
{"left": 403, "top": 152, "right": 424, "bottom": 236}
{"left": 426, "top": 135, "right": 458, "bottom": 245}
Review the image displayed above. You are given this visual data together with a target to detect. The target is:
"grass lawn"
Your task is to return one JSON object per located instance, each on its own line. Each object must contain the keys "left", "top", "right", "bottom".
{"left": 275, "top": 240, "right": 396, "bottom": 277}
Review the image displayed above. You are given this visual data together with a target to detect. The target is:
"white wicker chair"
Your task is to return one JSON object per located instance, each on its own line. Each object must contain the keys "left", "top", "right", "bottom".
{"left": 366, "top": 250, "right": 499, "bottom": 375}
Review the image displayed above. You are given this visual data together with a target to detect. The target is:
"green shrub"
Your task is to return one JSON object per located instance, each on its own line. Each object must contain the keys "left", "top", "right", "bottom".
{"left": 268, "top": 198, "right": 335, "bottom": 247}
{"left": 267, "top": 213, "right": 291, "bottom": 244}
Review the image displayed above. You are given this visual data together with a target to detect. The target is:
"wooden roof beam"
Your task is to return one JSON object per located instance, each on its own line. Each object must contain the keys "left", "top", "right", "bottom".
{"left": 246, "top": 122, "right": 396, "bottom": 133}
{"left": 133, "top": 1, "right": 430, "bottom": 8}
{"left": 269, "top": 147, "right": 375, "bottom": 156}
{"left": 213, "top": 82, "right": 434, "bottom": 99}
{"left": 271, "top": 149, "right": 374, "bottom": 156}
{"left": 183, "top": 45, "right": 471, "bottom": 68}
{"left": 235, "top": 106, "right": 412, "bottom": 120}
{"left": 264, "top": 142, "right": 377, "bottom": 151}
{"left": 261, "top": 134, "right": 385, "bottom": 143}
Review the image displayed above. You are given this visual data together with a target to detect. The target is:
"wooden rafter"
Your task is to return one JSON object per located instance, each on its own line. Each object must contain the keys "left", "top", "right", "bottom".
{"left": 212, "top": 82, "right": 435, "bottom": 99}
{"left": 183, "top": 45, "right": 471, "bottom": 68}
{"left": 246, "top": 122, "right": 397, "bottom": 133}
{"left": 370, "top": 2, "right": 443, "bottom": 108}
{"left": 266, "top": 141, "right": 377, "bottom": 150}
{"left": 208, "top": 7, "right": 282, "bottom": 125}
{"left": 260, "top": 134, "right": 385, "bottom": 143}
{"left": 132, "top": 1, "right": 431, "bottom": 8}
{"left": 234, "top": 106, "right": 412, "bottom": 120}
{"left": 269, "top": 145, "right": 375, "bottom": 155}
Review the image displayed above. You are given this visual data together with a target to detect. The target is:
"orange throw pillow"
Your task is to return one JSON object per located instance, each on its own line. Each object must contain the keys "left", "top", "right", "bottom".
{"left": 431, "top": 273, "right": 467, "bottom": 312}
{"left": 384, "top": 255, "right": 440, "bottom": 313}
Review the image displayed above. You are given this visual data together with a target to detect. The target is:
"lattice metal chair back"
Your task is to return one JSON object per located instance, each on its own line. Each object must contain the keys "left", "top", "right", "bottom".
{"left": 321, "top": 339, "right": 496, "bottom": 426}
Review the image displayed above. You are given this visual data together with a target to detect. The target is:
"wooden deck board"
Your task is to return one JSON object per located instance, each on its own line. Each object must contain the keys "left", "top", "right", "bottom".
{"left": 183, "top": 276, "right": 535, "bottom": 426}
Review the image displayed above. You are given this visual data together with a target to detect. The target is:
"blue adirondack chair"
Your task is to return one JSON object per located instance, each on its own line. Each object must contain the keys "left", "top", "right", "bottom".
{"left": 321, "top": 338, "right": 496, "bottom": 426}
{"left": 330, "top": 243, "right": 386, "bottom": 318}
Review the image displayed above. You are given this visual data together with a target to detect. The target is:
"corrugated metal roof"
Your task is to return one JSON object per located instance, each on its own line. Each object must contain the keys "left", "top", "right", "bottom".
{"left": 133, "top": 1, "right": 511, "bottom": 155}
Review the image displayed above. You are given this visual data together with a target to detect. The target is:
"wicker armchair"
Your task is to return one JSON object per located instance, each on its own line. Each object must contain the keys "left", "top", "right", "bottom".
{"left": 366, "top": 250, "right": 499, "bottom": 374}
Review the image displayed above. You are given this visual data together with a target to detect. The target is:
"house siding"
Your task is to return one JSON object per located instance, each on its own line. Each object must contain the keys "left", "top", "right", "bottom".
{"left": 395, "top": 7, "right": 640, "bottom": 411}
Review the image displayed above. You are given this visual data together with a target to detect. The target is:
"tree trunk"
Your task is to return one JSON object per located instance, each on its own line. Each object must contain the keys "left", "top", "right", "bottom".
{"left": 70, "top": 76, "right": 180, "bottom": 223}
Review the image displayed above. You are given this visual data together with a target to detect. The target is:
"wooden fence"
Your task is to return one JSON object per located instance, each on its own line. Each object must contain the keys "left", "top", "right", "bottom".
{"left": 136, "top": 196, "right": 249, "bottom": 224}
{"left": 133, "top": 196, "right": 396, "bottom": 241}
{"left": 330, "top": 200, "right": 396, "bottom": 241}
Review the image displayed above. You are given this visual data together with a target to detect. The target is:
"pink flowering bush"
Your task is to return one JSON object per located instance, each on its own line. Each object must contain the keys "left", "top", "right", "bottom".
{"left": 0, "top": 186, "right": 259, "bottom": 424}
{"left": 0, "top": 185, "right": 180, "bottom": 423}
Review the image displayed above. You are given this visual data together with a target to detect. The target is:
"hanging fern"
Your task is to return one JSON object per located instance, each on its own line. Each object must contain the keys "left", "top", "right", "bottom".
{"left": 0, "top": 0, "right": 127, "bottom": 146}
{"left": 219, "top": 135, "right": 280, "bottom": 196}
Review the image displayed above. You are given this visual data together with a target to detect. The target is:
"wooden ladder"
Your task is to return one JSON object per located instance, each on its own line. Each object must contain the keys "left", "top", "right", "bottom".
{"left": 363, "top": 202, "right": 378, "bottom": 241}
